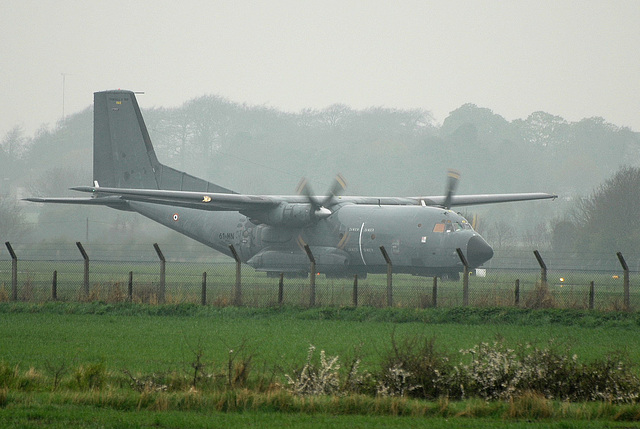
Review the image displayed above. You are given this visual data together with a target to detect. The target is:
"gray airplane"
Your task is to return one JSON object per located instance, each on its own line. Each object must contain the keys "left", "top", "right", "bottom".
{"left": 27, "top": 90, "right": 556, "bottom": 278}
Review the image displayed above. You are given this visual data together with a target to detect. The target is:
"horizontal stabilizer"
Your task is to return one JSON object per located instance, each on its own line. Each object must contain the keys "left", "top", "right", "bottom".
{"left": 23, "top": 196, "right": 129, "bottom": 207}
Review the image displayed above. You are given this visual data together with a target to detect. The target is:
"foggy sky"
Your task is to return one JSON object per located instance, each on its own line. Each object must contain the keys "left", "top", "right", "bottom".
{"left": 1, "top": 0, "right": 639, "bottom": 139}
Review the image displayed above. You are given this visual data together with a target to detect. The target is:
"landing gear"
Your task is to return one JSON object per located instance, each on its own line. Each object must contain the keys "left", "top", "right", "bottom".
{"left": 440, "top": 272, "right": 460, "bottom": 281}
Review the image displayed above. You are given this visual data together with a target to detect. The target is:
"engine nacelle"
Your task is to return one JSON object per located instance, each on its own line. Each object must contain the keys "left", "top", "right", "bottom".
{"left": 251, "top": 203, "right": 316, "bottom": 227}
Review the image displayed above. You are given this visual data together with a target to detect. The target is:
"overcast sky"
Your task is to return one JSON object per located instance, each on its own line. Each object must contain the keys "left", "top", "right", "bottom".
{"left": 2, "top": 0, "right": 639, "bottom": 139}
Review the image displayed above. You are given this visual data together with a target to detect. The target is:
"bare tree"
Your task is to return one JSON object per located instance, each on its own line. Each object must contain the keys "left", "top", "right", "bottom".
{"left": 569, "top": 166, "right": 640, "bottom": 254}
{"left": 0, "top": 193, "right": 31, "bottom": 241}
{"left": 27, "top": 167, "right": 90, "bottom": 197}
{"left": 1, "top": 125, "right": 27, "bottom": 160}
{"left": 485, "top": 220, "right": 516, "bottom": 249}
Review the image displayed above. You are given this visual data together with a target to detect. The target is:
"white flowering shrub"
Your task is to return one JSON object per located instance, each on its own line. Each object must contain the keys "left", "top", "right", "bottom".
{"left": 514, "top": 345, "right": 581, "bottom": 400}
{"left": 342, "top": 354, "right": 373, "bottom": 394}
{"left": 575, "top": 353, "right": 640, "bottom": 403}
{"left": 457, "top": 341, "right": 522, "bottom": 400}
{"left": 376, "top": 363, "right": 420, "bottom": 397}
{"left": 376, "top": 336, "right": 640, "bottom": 403}
{"left": 285, "top": 345, "right": 342, "bottom": 396}
{"left": 285, "top": 345, "right": 373, "bottom": 397}
{"left": 377, "top": 335, "right": 459, "bottom": 399}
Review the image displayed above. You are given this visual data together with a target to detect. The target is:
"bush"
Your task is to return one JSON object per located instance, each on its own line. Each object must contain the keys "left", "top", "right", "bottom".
{"left": 377, "top": 336, "right": 640, "bottom": 403}
{"left": 285, "top": 345, "right": 372, "bottom": 396}
{"left": 578, "top": 353, "right": 640, "bottom": 403}
{"left": 285, "top": 345, "right": 341, "bottom": 396}
{"left": 74, "top": 362, "right": 107, "bottom": 390}
{"left": 457, "top": 341, "right": 522, "bottom": 400}
{"left": 377, "top": 334, "right": 456, "bottom": 399}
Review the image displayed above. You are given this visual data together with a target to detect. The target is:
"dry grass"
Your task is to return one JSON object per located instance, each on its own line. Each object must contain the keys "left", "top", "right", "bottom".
{"left": 523, "top": 281, "right": 555, "bottom": 309}
{"left": 18, "top": 278, "right": 34, "bottom": 301}
{"left": 472, "top": 289, "right": 514, "bottom": 307}
{"left": 507, "top": 391, "right": 553, "bottom": 419}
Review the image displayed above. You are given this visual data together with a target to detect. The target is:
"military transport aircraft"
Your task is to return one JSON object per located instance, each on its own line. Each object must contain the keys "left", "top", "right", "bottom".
{"left": 26, "top": 90, "right": 556, "bottom": 278}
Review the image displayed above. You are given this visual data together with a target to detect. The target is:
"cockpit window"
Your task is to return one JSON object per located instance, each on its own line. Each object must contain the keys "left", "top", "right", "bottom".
{"left": 433, "top": 221, "right": 471, "bottom": 233}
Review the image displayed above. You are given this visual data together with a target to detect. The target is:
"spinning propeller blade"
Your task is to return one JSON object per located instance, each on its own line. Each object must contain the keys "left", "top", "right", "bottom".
{"left": 443, "top": 169, "right": 460, "bottom": 210}
{"left": 296, "top": 174, "right": 347, "bottom": 220}
{"left": 322, "top": 173, "right": 347, "bottom": 207}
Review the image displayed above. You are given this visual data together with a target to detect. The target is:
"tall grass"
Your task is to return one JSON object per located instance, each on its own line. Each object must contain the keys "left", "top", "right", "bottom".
{"left": 2, "top": 389, "right": 640, "bottom": 422}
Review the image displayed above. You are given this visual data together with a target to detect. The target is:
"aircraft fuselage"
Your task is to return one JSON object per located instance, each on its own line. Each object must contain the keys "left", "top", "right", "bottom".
{"left": 130, "top": 200, "right": 492, "bottom": 277}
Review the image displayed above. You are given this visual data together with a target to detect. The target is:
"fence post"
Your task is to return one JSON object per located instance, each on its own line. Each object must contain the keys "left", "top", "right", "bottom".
{"left": 379, "top": 246, "right": 393, "bottom": 307}
{"left": 303, "top": 245, "right": 316, "bottom": 307}
{"left": 128, "top": 271, "right": 133, "bottom": 302}
{"left": 514, "top": 279, "right": 520, "bottom": 307}
{"left": 52, "top": 270, "right": 58, "bottom": 301}
{"left": 589, "top": 281, "right": 595, "bottom": 310}
{"left": 201, "top": 272, "right": 207, "bottom": 306}
{"left": 533, "top": 250, "right": 547, "bottom": 285}
{"left": 278, "top": 273, "right": 284, "bottom": 306}
{"left": 5, "top": 242, "right": 17, "bottom": 301}
{"left": 76, "top": 242, "right": 89, "bottom": 299}
{"left": 352, "top": 274, "right": 358, "bottom": 307}
{"left": 153, "top": 243, "right": 166, "bottom": 304}
{"left": 456, "top": 248, "right": 470, "bottom": 306}
{"left": 229, "top": 245, "right": 242, "bottom": 306}
{"left": 616, "top": 252, "right": 630, "bottom": 310}
{"left": 432, "top": 277, "right": 438, "bottom": 308}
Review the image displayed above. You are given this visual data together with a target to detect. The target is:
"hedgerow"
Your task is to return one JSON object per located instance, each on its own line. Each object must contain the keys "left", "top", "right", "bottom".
{"left": 374, "top": 337, "right": 640, "bottom": 403}
{"left": 1, "top": 338, "right": 639, "bottom": 408}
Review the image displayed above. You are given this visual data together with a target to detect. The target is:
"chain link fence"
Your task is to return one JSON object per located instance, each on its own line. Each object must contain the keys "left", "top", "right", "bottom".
{"left": 1, "top": 242, "right": 638, "bottom": 310}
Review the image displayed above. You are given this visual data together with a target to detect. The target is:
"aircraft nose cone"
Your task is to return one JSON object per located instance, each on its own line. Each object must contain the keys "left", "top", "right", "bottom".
{"left": 466, "top": 235, "right": 494, "bottom": 267}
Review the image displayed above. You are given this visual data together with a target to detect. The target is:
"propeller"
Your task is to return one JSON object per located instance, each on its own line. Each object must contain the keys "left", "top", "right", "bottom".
{"left": 443, "top": 169, "right": 460, "bottom": 210}
{"left": 295, "top": 174, "right": 347, "bottom": 220}
{"left": 322, "top": 173, "right": 347, "bottom": 208}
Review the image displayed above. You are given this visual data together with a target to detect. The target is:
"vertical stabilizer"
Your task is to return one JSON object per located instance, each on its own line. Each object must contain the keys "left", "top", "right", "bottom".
{"left": 94, "top": 90, "right": 159, "bottom": 189}
{"left": 93, "top": 90, "right": 235, "bottom": 193}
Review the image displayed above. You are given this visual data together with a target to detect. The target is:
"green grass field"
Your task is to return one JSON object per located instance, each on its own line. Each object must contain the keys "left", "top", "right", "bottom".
{"left": 2, "top": 303, "right": 640, "bottom": 427}
{"left": 2, "top": 303, "right": 640, "bottom": 372}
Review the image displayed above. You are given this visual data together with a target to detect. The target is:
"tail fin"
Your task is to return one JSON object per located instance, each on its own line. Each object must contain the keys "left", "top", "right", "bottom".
{"left": 93, "top": 90, "right": 234, "bottom": 193}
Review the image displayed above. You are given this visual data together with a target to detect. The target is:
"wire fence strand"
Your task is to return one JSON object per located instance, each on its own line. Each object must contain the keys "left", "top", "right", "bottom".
{"left": 1, "top": 244, "right": 637, "bottom": 310}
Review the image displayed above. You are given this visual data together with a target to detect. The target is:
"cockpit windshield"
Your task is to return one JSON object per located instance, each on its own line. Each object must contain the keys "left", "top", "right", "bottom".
{"left": 432, "top": 219, "right": 472, "bottom": 233}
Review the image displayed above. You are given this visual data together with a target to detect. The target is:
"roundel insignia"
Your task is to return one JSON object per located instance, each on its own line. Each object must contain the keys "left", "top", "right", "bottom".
{"left": 172, "top": 213, "right": 179, "bottom": 221}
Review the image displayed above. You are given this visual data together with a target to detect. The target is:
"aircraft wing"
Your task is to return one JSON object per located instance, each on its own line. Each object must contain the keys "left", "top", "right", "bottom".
{"left": 418, "top": 192, "right": 557, "bottom": 207}
{"left": 68, "top": 186, "right": 282, "bottom": 211}
{"left": 41, "top": 186, "right": 556, "bottom": 212}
